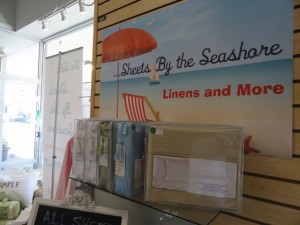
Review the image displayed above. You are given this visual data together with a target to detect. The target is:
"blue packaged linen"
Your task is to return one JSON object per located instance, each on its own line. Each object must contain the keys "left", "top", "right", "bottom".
{"left": 114, "top": 122, "right": 147, "bottom": 197}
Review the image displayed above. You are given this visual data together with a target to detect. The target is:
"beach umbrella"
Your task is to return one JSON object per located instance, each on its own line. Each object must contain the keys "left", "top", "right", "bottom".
{"left": 102, "top": 28, "right": 157, "bottom": 62}
{"left": 102, "top": 28, "right": 157, "bottom": 118}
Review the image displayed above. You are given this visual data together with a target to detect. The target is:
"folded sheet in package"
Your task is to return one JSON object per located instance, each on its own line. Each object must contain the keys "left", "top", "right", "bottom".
{"left": 83, "top": 119, "right": 101, "bottom": 185}
{"left": 98, "top": 121, "right": 114, "bottom": 192}
{"left": 114, "top": 122, "right": 146, "bottom": 197}
{"left": 145, "top": 123, "right": 244, "bottom": 212}
{"left": 72, "top": 119, "right": 86, "bottom": 180}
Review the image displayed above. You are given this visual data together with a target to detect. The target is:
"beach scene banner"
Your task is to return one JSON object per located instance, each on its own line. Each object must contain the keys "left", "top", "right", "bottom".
{"left": 100, "top": 0, "right": 294, "bottom": 158}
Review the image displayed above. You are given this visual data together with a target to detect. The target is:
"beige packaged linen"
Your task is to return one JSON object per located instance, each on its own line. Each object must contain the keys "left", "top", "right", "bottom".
{"left": 144, "top": 123, "right": 244, "bottom": 212}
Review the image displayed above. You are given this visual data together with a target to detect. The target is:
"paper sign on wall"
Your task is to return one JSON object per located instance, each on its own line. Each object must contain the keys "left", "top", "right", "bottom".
{"left": 42, "top": 48, "right": 83, "bottom": 199}
{"left": 100, "top": 0, "right": 294, "bottom": 159}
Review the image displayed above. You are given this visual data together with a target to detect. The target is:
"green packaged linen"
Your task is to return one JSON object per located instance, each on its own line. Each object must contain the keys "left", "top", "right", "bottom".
{"left": 0, "top": 192, "right": 8, "bottom": 201}
{"left": 0, "top": 200, "right": 21, "bottom": 220}
{"left": 98, "top": 121, "right": 114, "bottom": 192}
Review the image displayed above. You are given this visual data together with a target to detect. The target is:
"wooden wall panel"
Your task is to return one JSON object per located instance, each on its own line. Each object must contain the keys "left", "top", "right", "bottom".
{"left": 96, "top": 43, "right": 102, "bottom": 56}
{"left": 90, "top": 0, "right": 300, "bottom": 224}
{"left": 96, "top": 30, "right": 102, "bottom": 43}
{"left": 97, "top": 0, "right": 183, "bottom": 29}
{"left": 244, "top": 155, "right": 300, "bottom": 181}
{"left": 95, "top": 68, "right": 101, "bottom": 81}
{"left": 293, "top": 133, "right": 300, "bottom": 155}
{"left": 295, "top": 32, "right": 300, "bottom": 54}
{"left": 293, "top": 83, "right": 300, "bottom": 104}
{"left": 228, "top": 199, "right": 300, "bottom": 225}
{"left": 235, "top": 198, "right": 300, "bottom": 225}
{"left": 94, "top": 95, "right": 100, "bottom": 107}
{"left": 295, "top": 8, "right": 300, "bottom": 30}
{"left": 96, "top": 55, "right": 101, "bottom": 68}
{"left": 94, "top": 107, "right": 100, "bottom": 117}
{"left": 294, "top": 58, "right": 300, "bottom": 80}
{"left": 98, "top": 0, "right": 139, "bottom": 16}
{"left": 293, "top": 107, "right": 300, "bottom": 129}
{"left": 243, "top": 175, "right": 300, "bottom": 207}
{"left": 94, "top": 81, "right": 100, "bottom": 94}
{"left": 90, "top": 0, "right": 100, "bottom": 119}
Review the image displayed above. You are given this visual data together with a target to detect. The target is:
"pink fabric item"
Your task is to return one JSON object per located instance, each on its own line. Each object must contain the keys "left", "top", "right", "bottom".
{"left": 55, "top": 136, "right": 74, "bottom": 200}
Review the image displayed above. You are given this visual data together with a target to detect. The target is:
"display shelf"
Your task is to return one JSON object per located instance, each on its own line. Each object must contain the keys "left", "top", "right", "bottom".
{"left": 69, "top": 177, "right": 220, "bottom": 225}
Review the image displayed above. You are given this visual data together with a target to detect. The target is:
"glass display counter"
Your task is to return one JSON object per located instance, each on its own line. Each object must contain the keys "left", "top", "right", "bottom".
{"left": 70, "top": 177, "right": 220, "bottom": 225}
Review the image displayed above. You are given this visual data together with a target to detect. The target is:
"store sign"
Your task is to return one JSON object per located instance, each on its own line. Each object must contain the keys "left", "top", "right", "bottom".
{"left": 100, "top": 0, "right": 294, "bottom": 158}
{"left": 42, "top": 48, "right": 83, "bottom": 198}
{"left": 28, "top": 198, "right": 128, "bottom": 225}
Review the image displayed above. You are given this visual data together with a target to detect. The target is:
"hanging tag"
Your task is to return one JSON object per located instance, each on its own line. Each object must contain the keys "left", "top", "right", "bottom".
{"left": 115, "top": 144, "right": 126, "bottom": 177}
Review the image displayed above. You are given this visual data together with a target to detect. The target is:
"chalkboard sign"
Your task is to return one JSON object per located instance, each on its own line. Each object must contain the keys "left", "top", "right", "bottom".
{"left": 28, "top": 198, "right": 128, "bottom": 225}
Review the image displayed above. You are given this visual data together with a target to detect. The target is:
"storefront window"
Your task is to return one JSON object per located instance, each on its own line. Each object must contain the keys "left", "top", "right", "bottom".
{"left": 42, "top": 24, "right": 93, "bottom": 198}
{"left": 5, "top": 45, "right": 39, "bottom": 78}
{"left": 45, "top": 24, "right": 93, "bottom": 118}
{"left": 0, "top": 42, "right": 40, "bottom": 169}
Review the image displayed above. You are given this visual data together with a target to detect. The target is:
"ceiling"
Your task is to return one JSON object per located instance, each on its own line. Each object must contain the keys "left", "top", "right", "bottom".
{"left": 0, "top": 1, "right": 94, "bottom": 58}
{"left": 0, "top": 30, "right": 38, "bottom": 57}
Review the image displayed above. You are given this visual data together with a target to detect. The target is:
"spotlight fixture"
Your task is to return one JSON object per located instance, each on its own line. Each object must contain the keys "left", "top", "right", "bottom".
{"left": 42, "top": 19, "right": 48, "bottom": 31}
{"left": 79, "top": 0, "right": 86, "bottom": 14}
{"left": 38, "top": 0, "right": 94, "bottom": 30}
{"left": 61, "top": 9, "right": 67, "bottom": 22}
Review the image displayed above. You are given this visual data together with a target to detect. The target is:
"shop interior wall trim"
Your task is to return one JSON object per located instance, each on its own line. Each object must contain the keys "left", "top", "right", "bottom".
{"left": 90, "top": 0, "right": 300, "bottom": 224}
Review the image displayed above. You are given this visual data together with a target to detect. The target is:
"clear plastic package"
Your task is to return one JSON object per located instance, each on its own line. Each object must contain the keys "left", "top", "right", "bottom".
{"left": 98, "top": 120, "right": 114, "bottom": 192}
{"left": 0, "top": 200, "right": 21, "bottom": 220}
{"left": 113, "top": 122, "right": 147, "bottom": 197}
{"left": 72, "top": 119, "right": 86, "bottom": 180}
{"left": 83, "top": 119, "right": 101, "bottom": 185}
{"left": 144, "top": 122, "right": 244, "bottom": 213}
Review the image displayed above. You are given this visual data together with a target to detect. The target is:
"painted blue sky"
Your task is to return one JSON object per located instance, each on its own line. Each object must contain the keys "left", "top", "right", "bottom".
{"left": 102, "top": 0, "right": 294, "bottom": 82}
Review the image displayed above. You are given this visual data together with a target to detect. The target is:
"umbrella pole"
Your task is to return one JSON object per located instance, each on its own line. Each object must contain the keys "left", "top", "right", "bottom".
{"left": 116, "top": 60, "right": 119, "bottom": 119}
